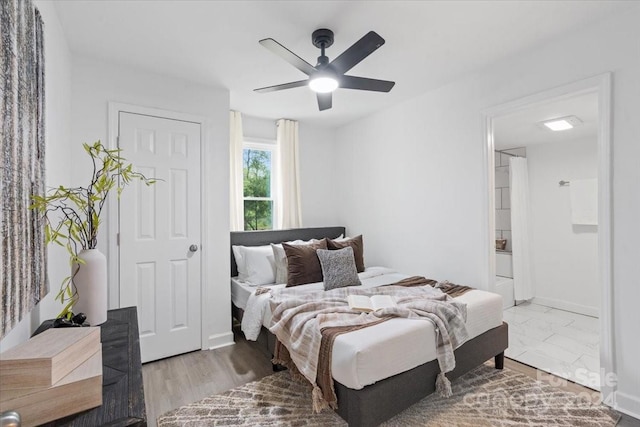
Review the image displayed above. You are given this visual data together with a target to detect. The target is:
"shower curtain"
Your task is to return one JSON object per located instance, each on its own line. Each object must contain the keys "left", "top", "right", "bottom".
{"left": 509, "top": 157, "right": 534, "bottom": 301}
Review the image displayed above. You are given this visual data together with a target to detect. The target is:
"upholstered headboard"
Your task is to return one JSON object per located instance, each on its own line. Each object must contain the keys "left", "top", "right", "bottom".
{"left": 230, "top": 226, "right": 346, "bottom": 277}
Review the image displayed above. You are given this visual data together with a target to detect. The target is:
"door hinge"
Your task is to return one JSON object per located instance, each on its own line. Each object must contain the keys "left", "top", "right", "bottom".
{"left": 117, "top": 233, "right": 120, "bottom": 246}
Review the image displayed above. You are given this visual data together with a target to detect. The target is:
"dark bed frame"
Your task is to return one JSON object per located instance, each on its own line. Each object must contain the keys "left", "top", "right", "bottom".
{"left": 231, "top": 227, "right": 509, "bottom": 427}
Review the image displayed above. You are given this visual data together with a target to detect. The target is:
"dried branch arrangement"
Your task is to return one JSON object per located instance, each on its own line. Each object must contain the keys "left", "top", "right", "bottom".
{"left": 30, "top": 141, "right": 155, "bottom": 318}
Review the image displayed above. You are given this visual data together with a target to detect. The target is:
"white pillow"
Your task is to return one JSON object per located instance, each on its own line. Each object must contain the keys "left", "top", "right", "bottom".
{"left": 232, "top": 245, "right": 246, "bottom": 279}
{"left": 232, "top": 245, "right": 248, "bottom": 280}
{"left": 235, "top": 236, "right": 342, "bottom": 284}
{"left": 243, "top": 245, "right": 276, "bottom": 285}
{"left": 271, "top": 243, "right": 288, "bottom": 284}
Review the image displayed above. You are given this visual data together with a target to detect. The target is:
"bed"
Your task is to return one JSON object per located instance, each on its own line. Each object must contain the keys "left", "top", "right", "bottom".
{"left": 230, "top": 227, "right": 508, "bottom": 427}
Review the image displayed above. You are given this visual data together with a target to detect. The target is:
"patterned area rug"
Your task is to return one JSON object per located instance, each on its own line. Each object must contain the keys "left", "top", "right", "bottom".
{"left": 157, "top": 363, "right": 619, "bottom": 426}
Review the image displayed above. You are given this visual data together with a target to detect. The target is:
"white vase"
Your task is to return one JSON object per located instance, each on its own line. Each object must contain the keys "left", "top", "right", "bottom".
{"left": 72, "top": 248, "right": 108, "bottom": 325}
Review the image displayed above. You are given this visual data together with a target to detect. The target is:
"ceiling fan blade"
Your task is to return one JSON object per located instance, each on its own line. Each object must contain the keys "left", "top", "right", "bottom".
{"left": 339, "top": 75, "right": 395, "bottom": 92}
{"left": 254, "top": 80, "right": 309, "bottom": 93}
{"left": 329, "top": 31, "right": 385, "bottom": 74}
{"left": 259, "top": 38, "right": 317, "bottom": 76}
{"left": 317, "top": 93, "right": 332, "bottom": 111}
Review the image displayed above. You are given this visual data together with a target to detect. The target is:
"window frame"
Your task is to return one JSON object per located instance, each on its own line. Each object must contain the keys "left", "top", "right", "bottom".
{"left": 242, "top": 137, "right": 278, "bottom": 230}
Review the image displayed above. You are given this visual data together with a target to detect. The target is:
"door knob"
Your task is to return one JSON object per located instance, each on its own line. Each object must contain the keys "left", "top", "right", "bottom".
{"left": 0, "top": 411, "right": 21, "bottom": 427}
{"left": 189, "top": 244, "right": 199, "bottom": 253}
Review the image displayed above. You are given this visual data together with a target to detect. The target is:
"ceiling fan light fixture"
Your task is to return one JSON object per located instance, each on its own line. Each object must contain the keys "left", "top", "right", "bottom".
{"left": 309, "top": 76, "right": 339, "bottom": 93}
{"left": 255, "top": 30, "right": 394, "bottom": 109}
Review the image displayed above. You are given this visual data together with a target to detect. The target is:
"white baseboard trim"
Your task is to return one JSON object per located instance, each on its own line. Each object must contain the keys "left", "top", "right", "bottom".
{"left": 531, "top": 296, "right": 598, "bottom": 317}
{"left": 205, "top": 331, "right": 235, "bottom": 350}
{"left": 614, "top": 390, "right": 640, "bottom": 420}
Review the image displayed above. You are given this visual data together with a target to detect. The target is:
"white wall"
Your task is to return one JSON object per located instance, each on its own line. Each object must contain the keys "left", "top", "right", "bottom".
{"left": 0, "top": 1, "right": 73, "bottom": 351}
{"left": 242, "top": 114, "right": 276, "bottom": 141}
{"left": 334, "top": 6, "right": 640, "bottom": 417}
{"left": 70, "top": 56, "right": 232, "bottom": 350}
{"left": 298, "top": 123, "right": 338, "bottom": 227}
{"left": 528, "top": 138, "right": 598, "bottom": 316}
{"left": 242, "top": 114, "right": 338, "bottom": 228}
{"left": 335, "top": 84, "right": 487, "bottom": 283}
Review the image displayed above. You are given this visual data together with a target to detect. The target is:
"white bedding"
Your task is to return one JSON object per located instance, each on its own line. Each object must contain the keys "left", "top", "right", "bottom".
{"left": 232, "top": 268, "right": 503, "bottom": 390}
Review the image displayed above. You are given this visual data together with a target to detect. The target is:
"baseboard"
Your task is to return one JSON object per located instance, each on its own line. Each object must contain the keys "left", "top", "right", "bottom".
{"left": 206, "top": 331, "right": 235, "bottom": 350}
{"left": 531, "top": 296, "right": 598, "bottom": 317}
{"left": 614, "top": 390, "right": 640, "bottom": 420}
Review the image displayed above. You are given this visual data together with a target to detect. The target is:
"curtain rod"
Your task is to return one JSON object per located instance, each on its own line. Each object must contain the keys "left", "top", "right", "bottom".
{"left": 495, "top": 149, "right": 519, "bottom": 157}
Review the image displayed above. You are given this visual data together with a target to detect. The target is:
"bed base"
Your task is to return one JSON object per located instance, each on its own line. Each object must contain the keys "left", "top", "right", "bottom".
{"left": 334, "top": 322, "right": 508, "bottom": 427}
{"left": 235, "top": 303, "right": 508, "bottom": 427}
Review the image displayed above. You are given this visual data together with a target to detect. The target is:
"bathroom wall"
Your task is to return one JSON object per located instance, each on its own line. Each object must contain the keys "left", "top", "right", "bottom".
{"left": 527, "top": 137, "right": 598, "bottom": 316}
{"left": 495, "top": 147, "right": 526, "bottom": 252}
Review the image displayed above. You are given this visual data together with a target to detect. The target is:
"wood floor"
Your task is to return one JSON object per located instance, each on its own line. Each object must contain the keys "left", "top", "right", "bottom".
{"left": 142, "top": 327, "right": 273, "bottom": 426}
{"left": 142, "top": 326, "right": 639, "bottom": 427}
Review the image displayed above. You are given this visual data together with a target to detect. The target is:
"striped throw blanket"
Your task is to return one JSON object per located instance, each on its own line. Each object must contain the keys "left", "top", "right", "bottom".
{"left": 268, "top": 279, "right": 469, "bottom": 412}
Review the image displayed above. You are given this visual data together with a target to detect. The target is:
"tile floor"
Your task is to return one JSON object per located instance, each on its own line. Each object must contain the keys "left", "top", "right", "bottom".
{"left": 503, "top": 301, "right": 600, "bottom": 390}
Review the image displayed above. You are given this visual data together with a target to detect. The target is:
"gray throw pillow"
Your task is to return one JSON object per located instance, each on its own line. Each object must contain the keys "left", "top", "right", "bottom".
{"left": 316, "top": 247, "right": 362, "bottom": 291}
{"left": 327, "top": 235, "right": 365, "bottom": 273}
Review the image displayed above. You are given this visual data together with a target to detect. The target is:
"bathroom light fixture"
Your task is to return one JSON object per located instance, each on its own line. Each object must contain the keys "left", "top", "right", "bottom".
{"left": 540, "top": 115, "right": 582, "bottom": 131}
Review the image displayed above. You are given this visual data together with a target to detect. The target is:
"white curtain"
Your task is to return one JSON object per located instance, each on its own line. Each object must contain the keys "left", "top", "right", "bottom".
{"left": 230, "top": 111, "right": 244, "bottom": 231}
{"left": 276, "top": 119, "right": 302, "bottom": 229}
{"left": 509, "top": 157, "right": 534, "bottom": 301}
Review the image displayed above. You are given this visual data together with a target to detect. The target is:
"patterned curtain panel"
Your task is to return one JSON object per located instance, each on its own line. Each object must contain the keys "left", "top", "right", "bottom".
{"left": 0, "top": 0, "right": 47, "bottom": 339}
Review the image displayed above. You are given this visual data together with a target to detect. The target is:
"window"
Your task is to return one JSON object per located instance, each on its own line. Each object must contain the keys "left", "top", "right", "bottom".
{"left": 243, "top": 140, "right": 277, "bottom": 230}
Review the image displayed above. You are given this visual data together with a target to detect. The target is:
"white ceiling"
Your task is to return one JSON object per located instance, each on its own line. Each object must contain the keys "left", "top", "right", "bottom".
{"left": 493, "top": 92, "right": 598, "bottom": 150}
{"left": 53, "top": 1, "right": 630, "bottom": 128}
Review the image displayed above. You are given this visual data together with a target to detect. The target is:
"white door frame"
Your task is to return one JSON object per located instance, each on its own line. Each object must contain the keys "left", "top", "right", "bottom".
{"left": 107, "top": 102, "right": 211, "bottom": 351}
{"left": 480, "top": 73, "right": 614, "bottom": 404}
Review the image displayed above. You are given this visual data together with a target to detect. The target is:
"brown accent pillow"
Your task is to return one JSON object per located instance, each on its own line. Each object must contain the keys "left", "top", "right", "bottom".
{"left": 327, "top": 235, "right": 365, "bottom": 273}
{"left": 283, "top": 239, "right": 328, "bottom": 287}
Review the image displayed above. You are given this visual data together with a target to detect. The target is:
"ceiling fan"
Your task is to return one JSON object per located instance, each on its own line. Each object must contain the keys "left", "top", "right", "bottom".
{"left": 254, "top": 29, "right": 395, "bottom": 111}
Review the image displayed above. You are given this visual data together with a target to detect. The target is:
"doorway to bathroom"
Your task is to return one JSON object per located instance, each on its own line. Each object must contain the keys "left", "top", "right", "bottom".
{"left": 482, "top": 75, "right": 612, "bottom": 398}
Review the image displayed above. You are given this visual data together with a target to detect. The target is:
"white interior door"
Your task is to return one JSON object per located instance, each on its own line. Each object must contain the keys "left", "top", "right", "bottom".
{"left": 118, "top": 112, "right": 201, "bottom": 363}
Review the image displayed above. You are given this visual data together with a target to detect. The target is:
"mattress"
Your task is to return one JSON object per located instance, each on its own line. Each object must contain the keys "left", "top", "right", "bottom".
{"left": 332, "top": 289, "right": 503, "bottom": 389}
{"left": 230, "top": 277, "right": 257, "bottom": 310}
{"left": 232, "top": 268, "right": 503, "bottom": 390}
